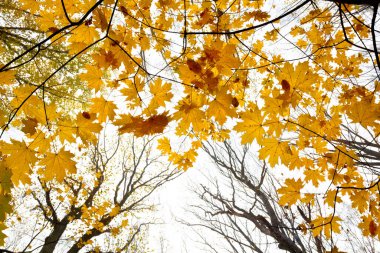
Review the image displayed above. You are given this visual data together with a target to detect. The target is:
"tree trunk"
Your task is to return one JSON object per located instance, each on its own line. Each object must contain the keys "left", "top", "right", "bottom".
{"left": 39, "top": 222, "right": 68, "bottom": 253}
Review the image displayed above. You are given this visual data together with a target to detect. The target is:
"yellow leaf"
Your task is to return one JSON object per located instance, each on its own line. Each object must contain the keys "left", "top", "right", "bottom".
{"left": 311, "top": 215, "right": 341, "bottom": 238}
{"left": 76, "top": 112, "right": 103, "bottom": 142}
{"left": 1, "top": 140, "right": 36, "bottom": 185}
{"left": 258, "top": 138, "right": 290, "bottom": 167}
{"left": 0, "top": 161, "right": 12, "bottom": 195}
{"left": 90, "top": 97, "right": 117, "bottom": 123}
{"left": 350, "top": 190, "right": 370, "bottom": 213}
{"left": 110, "top": 205, "right": 120, "bottom": 217}
{"left": 121, "top": 218, "right": 129, "bottom": 227}
{"left": 234, "top": 104, "right": 265, "bottom": 144}
{"left": 57, "top": 112, "right": 102, "bottom": 144}
{"left": 358, "top": 215, "right": 377, "bottom": 237}
{"left": 0, "top": 222, "right": 7, "bottom": 246}
{"left": 206, "top": 86, "right": 237, "bottom": 124}
{"left": 324, "top": 190, "right": 342, "bottom": 208}
{"left": 278, "top": 178, "right": 303, "bottom": 206}
{"left": 79, "top": 65, "right": 104, "bottom": 91}
{"left": 157, "top": 137, "right": 171, "bottom": 155}
{"left": 93, "top": 8, "right": 108, "bottom": 32}
{"left": 68, "top": 25, "right": 99, "bottom": 45}
{"left": 347, "top": 100, "right": 377, "bottom": 127}
{"left": 120, "top": 78, "right": 144, "bottom": 109}
{"left": 139, "top": 30, "right": 151, "bottom": 51}
{"left": 37, "top": 12, "right": 58, "bottom": 31}
{"left": 145, "top": 79, "right": 173, "bottom": 114}
{"left": 174, "top": 94, "right": 207, "bottom": 133}
{"left": 28, "top": 131, "right": 52, "bottom": 152}
{"left": 39, "top": 150, "right": 77, "bottom": 182}
{"left": 276, "top": 61, "right": 318, "bottom": 94}
{"left": 0, "top": 70, "right": 16, "bottom": 85}
{"left": 304, "top": 168, "right": 325, "bottom": 187}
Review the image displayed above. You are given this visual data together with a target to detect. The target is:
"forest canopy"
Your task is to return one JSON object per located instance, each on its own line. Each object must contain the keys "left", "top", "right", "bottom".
{"left": 1, "top": 0, "right": 380, "bottom": 252}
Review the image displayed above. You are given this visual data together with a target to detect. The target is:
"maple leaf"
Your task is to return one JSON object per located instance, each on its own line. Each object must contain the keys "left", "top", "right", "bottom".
{"left": 311, "top": 215, "right": 341, "bottom": 238}
{"left": 324, "top": 190, "right": 342, "bottom": 208}
{"left": 21, "top": 117, "right": 38, "bottom": 135}
{"left": 215, "top": 41, "right": 241, "bottom": 75}
{"left": 37, "top": 12, "right": 58, "bottom": 31}
{"left": 0, "top": 70, "right": 16, "bottom": 85}
{"left": 10, "top": 86, "right": 45, "bottom": 121}
{"left": 117, "top": 113, "right": 170, "bottom": 136}
{"left": 120, "top": 78, "right": 144, "bottom": 109}
{"left": 278, "top": 178, "right": 303, "bottom": 206}
{"left": 196, "top": 8, "right": 214, "bottom": 27}
{"left": 93, "top": 8, "right": 108, "bottom": 32}
{"left": 234, "top": 103, "right": 265, "bottom": 144}
{"left": 139, "top": 114, "right": 170, "bottom": 135}
{"left": 304, "top": 168, "right": 325, "bottom": 187}
{"left": 347, "top": 100, "right": 377, "bottom": 127}
{"left": 369, "top": 220, "right": 377, "bottom": 237}
{"left": 0, "top": 161, "right": 12, "bottom": 195}
{"left": 1, "top": 140, "right": 36, "bottom": 185}
{"left": 145, "top": 79, "right": 173, "bottom": 114}
{"left": 174, "top": 94, "right": 207, "bottom": 133}
{"left": 262, "top": 95, "right": 290, "bottom": 117}
{"left": 325, "top": 146, "right": 357, "bottom": 168}
{"left": 359, "top": 215, "right": 378, "bottom": 237}
{"left": 68, "top": 25, "right": 99, "bottom": 45}
{"left": 258, "top": 138, "right": 291, "bottom": 167}
{"left": 246, "top": 10, "right": 270, "bottom": 21}
{"left": 75, "top": 112, "right": 103, "bottom": 141}
{"left": 276, "top": 61, "right": 318, "bottom": 95}
{"left": 56, "top": 119, "right": 78, "bottom": 143}
{"left": 157, "top": 137, "right": 171, "bottom": 154}
{"left": 79, "top": 65, "right": 104, "bottom": 91}
{"left": 187, "top": 59, "right": 202, "bottom": 74}
{"left": 350, "top": 190, "right": 370, "bottom": 213}
{"left": 90, "top": 97, "right": 117, "bottom": 123}
{"left": 57, "top": 112, "right": 102, "bottom": 143}
{"left": 139, "top": 30, "right": 151, "bottom": 51}
{"left": 39, "top": 150, "right": 76, "bottom": 182}
{"left": 207, "top": 87, "right": 237, "bottom": 124}
{"left": 93, "top": 49, "right": 120, "bottom": 69}
{"left": 28, "top": 131, "right": 52, "bottom": 152}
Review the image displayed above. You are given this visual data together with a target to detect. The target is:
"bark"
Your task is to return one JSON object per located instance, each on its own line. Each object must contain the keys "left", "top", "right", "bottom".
{"left": 39, "top": 221, "right": 68, "bottom": 253}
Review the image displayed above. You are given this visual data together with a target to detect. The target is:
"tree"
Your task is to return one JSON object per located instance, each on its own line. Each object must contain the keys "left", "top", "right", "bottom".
{"left": 2, "top": 132, "right": 178, "bottom": 253}
{"left": 185, "top": 140, "right": 380, "bottom": 252}
{"left": 1, "top": 0, "right": 380, "bottom": 247}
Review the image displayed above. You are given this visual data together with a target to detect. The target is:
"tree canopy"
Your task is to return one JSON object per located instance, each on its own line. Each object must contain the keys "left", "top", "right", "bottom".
{"left": 1, "top": 0, "right": 380, "bottom": 251}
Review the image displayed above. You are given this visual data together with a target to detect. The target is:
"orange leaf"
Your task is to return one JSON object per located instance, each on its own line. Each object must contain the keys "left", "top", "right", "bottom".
{"left": 281, "top": 79, "right": 290, "bottom": 91}
{"left": 369, "top": 220, "right": 377, "bottom": 236}
{"left": 22, "top": 117, "right": 38, "bottom": 135}
{"left": 187, "top": 59, "right": 202, "bottom": 74}
{"left": 118, "top": 113, "right": 170, "bottom": 136}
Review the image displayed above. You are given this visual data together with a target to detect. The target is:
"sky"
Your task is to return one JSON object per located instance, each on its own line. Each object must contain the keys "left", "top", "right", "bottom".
{"left": 149, "top": 156, "right": 212, "bottom": 253}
